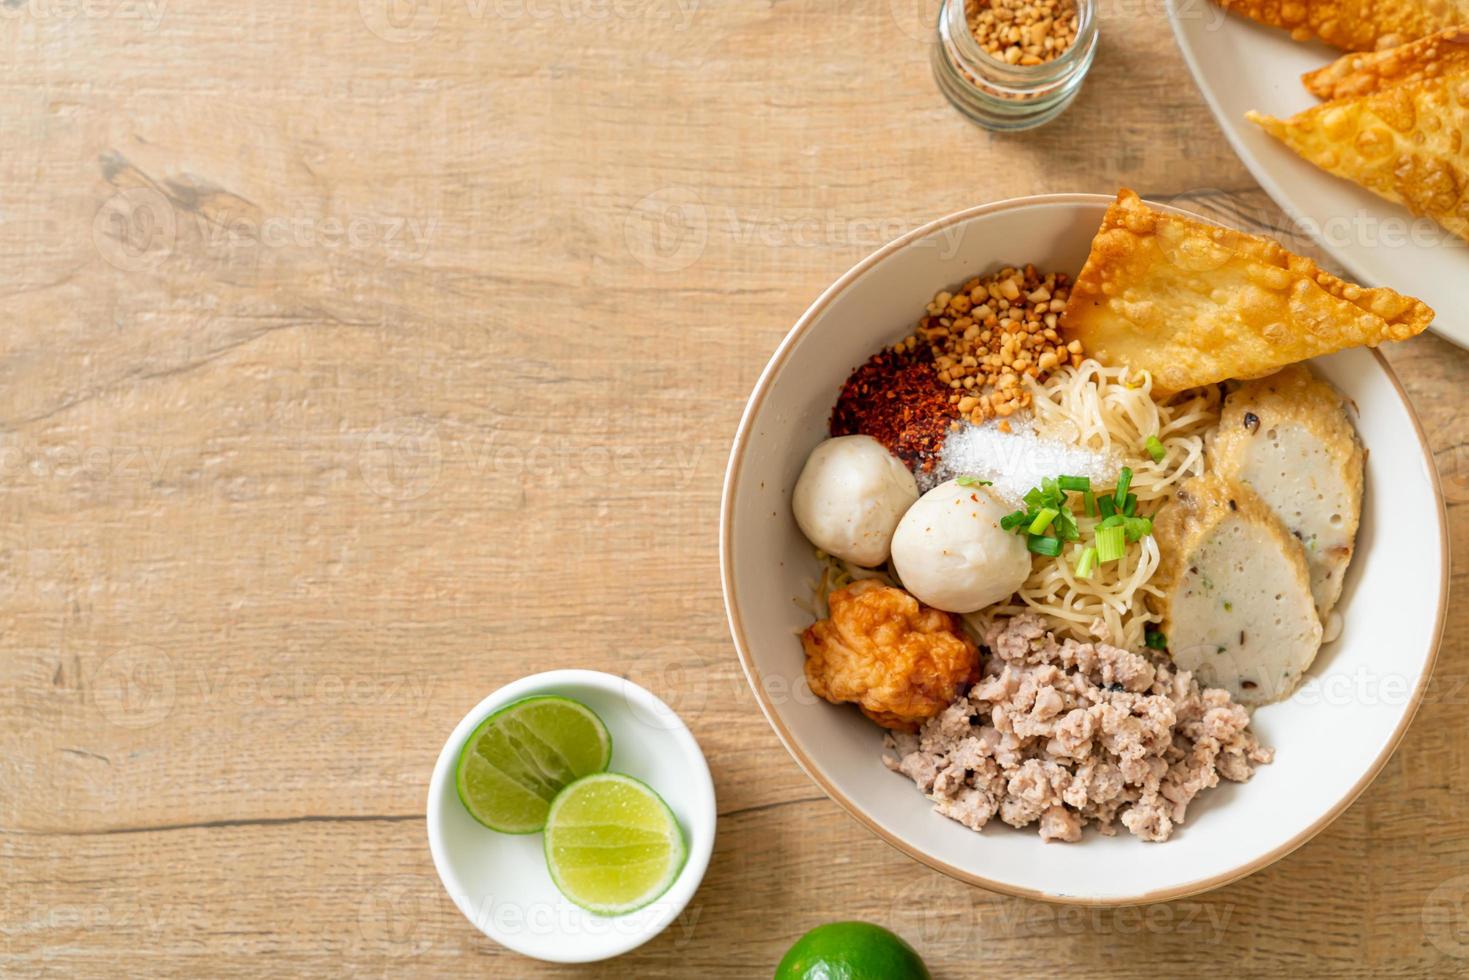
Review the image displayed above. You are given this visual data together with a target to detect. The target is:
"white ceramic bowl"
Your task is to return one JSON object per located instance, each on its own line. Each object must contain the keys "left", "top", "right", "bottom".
{"left": 426, "top": 670, "right": 716, "bottom": 962}
{"left": 721, "top": 194, "right": 1447, "bottom": 905}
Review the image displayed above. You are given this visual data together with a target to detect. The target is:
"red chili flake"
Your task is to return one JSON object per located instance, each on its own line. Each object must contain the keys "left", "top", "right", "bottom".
{"left": 830, "top": 346, "right": 956, "bottom": 472}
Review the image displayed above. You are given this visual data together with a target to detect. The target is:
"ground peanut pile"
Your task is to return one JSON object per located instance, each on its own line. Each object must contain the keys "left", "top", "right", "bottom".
{"left": 883, "top": 614, "right": 1273, "bottom": 842}
{"left": 904, "top": 265, "right": 1083, "bottom": 426}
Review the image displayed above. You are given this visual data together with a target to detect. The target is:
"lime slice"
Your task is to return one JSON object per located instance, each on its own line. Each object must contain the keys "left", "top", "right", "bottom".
{"left": 454, "top": 696, "right": 612, "bottom": 833}
{"left": 543, "top": 773, "right": 687, "bottom": 916}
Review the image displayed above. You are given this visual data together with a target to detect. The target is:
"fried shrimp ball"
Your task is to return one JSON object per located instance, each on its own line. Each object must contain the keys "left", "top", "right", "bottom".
{"left": 801, "top": 579, "right": 979, "bottom": 732}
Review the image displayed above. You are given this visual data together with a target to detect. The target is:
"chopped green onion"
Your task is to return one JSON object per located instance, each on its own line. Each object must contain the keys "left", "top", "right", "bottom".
{"left": 1144, "top": 436, "right": 1166, "bottom": 463}
{"left": 1075, "top": 546, "right": 1098, "bottom": 579}
{"left": 1083, "top": 490, "right": 1096, "bottom": 517}
{"left": 1098, "top": 514, "right": 1125, "bottom": 529}
{"left": 1041, "top": 477, "right": 1060, "bottom": 499}
{"left": 1122, "top": 492, "right": 1138, "bottom": 518}
{"left": 1097, "top": 494, "right": 1117, "bottom": 519}
{"left": 1054, "top": 510, "right": 1080, "bottom": 542}
{"left": 1023, "top": 487, "right": 1045, "bottom": 510}
{"left": 1027, "top": 534, "right": 1062, "bottom": 557}
{"left": 1057, "top": 475, "right": 1091, "bottom": 492}
{"left": 1145, "top": 629, "right": 1168, "bottom": 651}
{"left": 1113, "top": 466, "right": 1133, "bottom": 508}
{"left": 1000, "top": 510, "right": 1028, "bottom": 531}
{"left": 1028, "top": 508, "right": 1059, "bottom": 535}
{"left": 1095, "top": 525, "right": 1126, "bottom": 563}
{"left": 957, "top": 475, "right": 992, "bottom": 488}
{"left": 1123, "top": 516, "right": 1153, "bottom": 542}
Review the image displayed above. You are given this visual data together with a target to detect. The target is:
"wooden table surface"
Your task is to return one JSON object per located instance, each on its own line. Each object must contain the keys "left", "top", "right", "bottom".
{"left": 3, "top": 0, "right": 1466, "bottom": 975}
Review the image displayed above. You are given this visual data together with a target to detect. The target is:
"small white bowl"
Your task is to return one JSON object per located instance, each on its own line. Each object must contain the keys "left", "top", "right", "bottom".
{"left": 426, "top": 669, "right": 716, "bottom": 963}
{"left": 721, "top": 194, "right": 1448, "bottom": 905}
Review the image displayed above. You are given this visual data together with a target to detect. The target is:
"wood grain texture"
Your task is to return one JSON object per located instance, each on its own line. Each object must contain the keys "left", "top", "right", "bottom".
{"left": 1, "top": 0, "right": 1466, "bottom": 975}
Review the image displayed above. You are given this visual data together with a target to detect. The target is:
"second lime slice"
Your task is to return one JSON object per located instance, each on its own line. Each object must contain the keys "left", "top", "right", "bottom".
{"left": 544, "top": 773, "right": 687, "bottom": 916}
{"left": 455, "top": 695, "right": 612, "bottom": 833}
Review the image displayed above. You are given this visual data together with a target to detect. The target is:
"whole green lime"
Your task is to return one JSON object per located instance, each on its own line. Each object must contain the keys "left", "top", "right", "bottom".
{"left": 775, "top": 922, "right": 932, "bottom": 980}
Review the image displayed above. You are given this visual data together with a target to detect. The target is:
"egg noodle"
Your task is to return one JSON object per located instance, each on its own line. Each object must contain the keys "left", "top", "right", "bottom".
{"left": 987, "top": 359, "right": 1220, "bottom": 649}
{"left": 808, "top": 359, "right": 1219, "bottom": 651}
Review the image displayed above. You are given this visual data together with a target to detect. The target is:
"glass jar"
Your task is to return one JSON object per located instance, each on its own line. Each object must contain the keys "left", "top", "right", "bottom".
{"left": 931, "top": 0, "right": 1098, "bottom": 132}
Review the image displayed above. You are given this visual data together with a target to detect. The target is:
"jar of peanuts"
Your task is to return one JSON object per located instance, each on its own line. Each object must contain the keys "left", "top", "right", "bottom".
{"left": 931, "top": 0, "right": 1098, "bottom": 131}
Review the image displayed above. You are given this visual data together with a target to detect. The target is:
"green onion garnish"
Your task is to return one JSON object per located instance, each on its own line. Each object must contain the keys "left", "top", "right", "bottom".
{"left": 1145, "top": 629, "right": 1168, "bottom": 651}
{"left": 1028, "top": 508, "right": 1059, "bottom": 535}
{"left": 1057, "top": 475, "right": 1091, "bottom": 492}
{"left": 1027, "top": 534, "right": 1062, "bottom": 557}
{"left": 1095, "top": 525, "right": 1126, "bottom": 563}
{"left": 1083, "top": 490, "right": 1096, "bottom": 517}
{"left": 1123, "top": 516, "right": 1153, "bottom": 542}
{"left": 957, "top": 475, "right": 992, "bottom": 488}
{"left": 1054, "top": 510, "right": 1080, "bottom": 542}
{"left": 1113, "top": 466, "right": 1133, "bottom": 508}
{"left": 1000, "top": 509, "right": 1028, "bottom": 531}
{"left": 1122, "top": 492, "right": 1138, "bottom": 518}
{"left": 1098, "top": 514, "right": 1125, "bottom": 529}
{"left": 1097, "top": 494, "right": 1117, "bottom": 519}
{"left": 1075, "top": 546, "right": 1098, "bottom": 579}
{"left": 1023, "top": 487, "right": 1045, "bottom": 510}
{"left": 1144, "top": 436, "right": 1166, "bottom": 463}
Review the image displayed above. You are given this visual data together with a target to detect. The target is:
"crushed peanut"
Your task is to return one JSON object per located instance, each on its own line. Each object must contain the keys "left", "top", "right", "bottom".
{"left": 901, "top": 265, "right": 1083, "bottom": 427}
{"left": 966, "top": 0, "right": 1078, "bottom": 67}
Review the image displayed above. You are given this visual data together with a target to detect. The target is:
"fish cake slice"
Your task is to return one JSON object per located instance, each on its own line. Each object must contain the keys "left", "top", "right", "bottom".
{"left": 1210, "top": 366, "right": 1364, "bottom": 625}
{"left": 1248, "top": 76, "right": 1469, "bottom": 245}
{"left": 1059, "top": 190, "right": 1434, "bottom": 394}
{"left": 1302, "top": 27, "right": 1469, "bottom": 100}
{"left": 1152, "top": 473, "right": 1323, "bottom": 705}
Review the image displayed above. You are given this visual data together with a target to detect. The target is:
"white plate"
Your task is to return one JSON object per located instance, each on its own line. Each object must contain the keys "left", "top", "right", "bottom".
{"left": 1167, "top": 0, "right": 1469, "bottom": 347}
{"left": 721, "top": 194, "right": 1448, "bottom": 905}
{"left": 426, "top": 670, "right": 716, "bottom": 962}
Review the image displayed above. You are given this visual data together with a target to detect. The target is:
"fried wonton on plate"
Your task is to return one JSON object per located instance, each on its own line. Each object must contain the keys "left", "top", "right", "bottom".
{"left": 1058, "top": 190, "right": 1434, "bottom": 393}
{"left": 1248, "top": 75, "right": 1469, "bottom": 245}
{"left": 1302, "top": 26, "right": 1469, "bottom": 99}
{"left": 1214, "top": 0, "right": 1469, "bottom": 51}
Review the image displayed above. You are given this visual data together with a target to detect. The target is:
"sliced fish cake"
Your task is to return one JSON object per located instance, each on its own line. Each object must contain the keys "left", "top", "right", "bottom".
{"left": 1153, "top": 474, "right": 1323, "bottom": 705}
{"left": 1210, "top": 366, "right": 1364, "bottom": 626}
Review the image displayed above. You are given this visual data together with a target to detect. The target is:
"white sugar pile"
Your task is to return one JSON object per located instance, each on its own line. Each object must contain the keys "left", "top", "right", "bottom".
{"left": 922, "top": 418, "right": 1120, "bottom": 503}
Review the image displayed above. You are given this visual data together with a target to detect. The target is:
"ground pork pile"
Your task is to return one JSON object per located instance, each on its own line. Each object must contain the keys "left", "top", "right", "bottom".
{"left": 882, "top": 613, "right": 1274, "bottom": 842}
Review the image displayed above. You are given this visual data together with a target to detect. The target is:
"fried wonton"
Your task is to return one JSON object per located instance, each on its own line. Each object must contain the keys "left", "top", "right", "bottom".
{"left": 1248, "top": 76, "right": 1469, "bottom": 244}
{"left": 1059, "top": 190, "right": 1434, "bottom": 393}
{"left": 1214, "top": 0, "right": 1469, "bottom": 52}
{"left": 1302, "top": 26, "right": 1469, "bottom": 100}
